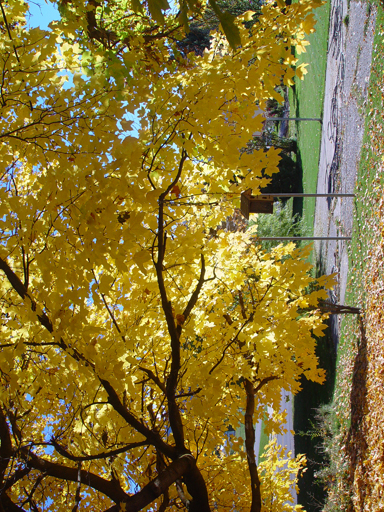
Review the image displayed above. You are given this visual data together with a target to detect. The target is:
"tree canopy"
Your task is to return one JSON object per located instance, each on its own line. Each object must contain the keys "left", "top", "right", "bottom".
{"left": 0, "top": 0, "right": 329, "bottom": 510}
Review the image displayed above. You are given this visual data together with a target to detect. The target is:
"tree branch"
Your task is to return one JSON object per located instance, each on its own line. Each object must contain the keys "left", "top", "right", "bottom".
{"left": 103, "top": 454, "right": 196, "bottom": 512}
{"left": 209, "top": 313, "right": 254, "bottom": 375}
{"left": 0, "top": 256, "right": 177, "bottom": 463}
{"left": 0, "top": 256, "right": 93, "bottom": 368}
{"left": 19, "top": 447, "right": 129, "bottom": 503}
{"left": 0, "top": 256, "right": 53, "bottom": 334}
{"left": 0, "top": 493, "right": 28, "bottom": 512}
{"left": 51, "top": 439, "right": 148, "bottom": 462}
{"left": 0, "top": 0, "right": 20, "bottom": 63}
{"left": 0, "top": 406, "right": 13, "bottom": 485}
{"left": 1, "top": 467, "right": 31, "bottom": 492}
{"left": 175, "top": 388, "right": 202, "bottom": 399}
{"left": 254, "top": 375, "right": 279, "bottom": 394}
{"left": 139, "top": 367, "right": 166, "bottom": 393}
{"left": 317, "top": 301, "right": 361, "bottom": 315}
{"left": 155, "top": 150, "right": 189, "bottom": 451}
{"left": 179, "top": 253, "right": 206, "bottom": 331}
{"left": 71, "top": 463, "right": 82, "bottom": 512}
{"left": 99, "top": 378, "right": 176, "bottom": 460}
{"left": 175, "top": 479, "right": 190, "bottom": 508}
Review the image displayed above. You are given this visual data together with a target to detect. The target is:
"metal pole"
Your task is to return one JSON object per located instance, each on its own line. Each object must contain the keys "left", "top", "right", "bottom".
{"left": 256, "top": 237, "right": 351, "bottom": 241}
{"left": 265, "top": 193, "right": 355, "bottom": 198}
{"left": 265, "top": 117, "right": 322, "bottom": 122}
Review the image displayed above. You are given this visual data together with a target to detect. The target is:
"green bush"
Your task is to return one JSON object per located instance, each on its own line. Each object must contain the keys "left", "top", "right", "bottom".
{"left": 249, "top": 199, "right": 307, "bottom": 253}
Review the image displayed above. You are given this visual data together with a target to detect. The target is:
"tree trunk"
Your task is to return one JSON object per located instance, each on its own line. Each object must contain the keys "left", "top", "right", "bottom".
{"left": 244, "top": 379, "right": 262, "bottom": 512}
{"left": 104, "top": 455, "right": 211, "bottom": 512}
{"left": 318, "top": 301, "right": 361, "bottom": 315}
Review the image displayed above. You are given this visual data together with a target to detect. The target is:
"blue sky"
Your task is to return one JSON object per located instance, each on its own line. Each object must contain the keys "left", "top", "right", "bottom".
{"left": 27, "top": 1, "right": 76, "bottom": 89}
{"left": 27, "top": 0, "right": 60, "bottom": 29}
{"left": 26, "top": 0, "right": 141, "bottom": 136}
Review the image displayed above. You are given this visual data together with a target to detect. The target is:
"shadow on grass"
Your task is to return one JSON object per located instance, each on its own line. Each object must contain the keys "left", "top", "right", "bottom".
{"left": 292, "top": 148, "right": 304, "bottom": 218}
{"left": 294, "top": 327, "right": 336, "bottom": 511}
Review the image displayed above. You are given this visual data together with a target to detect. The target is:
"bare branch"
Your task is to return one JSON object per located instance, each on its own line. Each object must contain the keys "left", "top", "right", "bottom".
{"left": 71, "top": 463, "right": 82, "bottom": 512}
{"left": 0, "top": 493, "right": 28, "bottom": 512}
{"left": 0, "top": 0, "right": 20, "bottom": 63}
{"left": 1, "top": 467, "right": 31, "bottom": 492}
{"left": 99, "top": 378, "right": 176, "bottom": 460}
{"left": 0, "top": 406, "right": 13, "bottom": 484}
{"left": 175, "top": 388, "right": 202, "bottom": 399}
{"left": 175, "top": 479, "right": 190, "bottom": 508}
{"left": 139, "top": 367, "right": 166, "bottom": 393}
{"left": 0, "top": 256, "right": 93, "bottom": 369}
{"left": 102, "top": 454, "right": 211, "bottom": 512}
{"left": 209, "top": 313, "right": 254, "bottom": 375}
{"left": 179, "top": 254, "right": 206, "bottom": 329}
{"left": 254, "top": 375, "right": 279, "bottom": 394}
{"left": 155, "top": 151, "right": 189, "bottom": 451}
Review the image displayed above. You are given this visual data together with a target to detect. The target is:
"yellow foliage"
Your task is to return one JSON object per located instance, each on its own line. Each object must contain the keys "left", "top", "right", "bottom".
{"left": 260, "top": 439, "right": 307, "bottom": 512}
{"left": 0, "top": 0, "right": 327, "bottom": 510}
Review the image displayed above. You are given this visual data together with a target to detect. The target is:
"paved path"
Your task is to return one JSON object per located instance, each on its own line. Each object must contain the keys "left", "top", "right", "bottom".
{"left": 314, "top": 0, "right": 376, "bottom": 347}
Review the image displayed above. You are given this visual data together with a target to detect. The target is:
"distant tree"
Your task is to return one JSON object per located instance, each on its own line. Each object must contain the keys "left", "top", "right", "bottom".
{"left": 177, "top": 0, "right": 262, "bottom": 55}
{"left": 248, "top": 134, "right": 297, "bottom": 154}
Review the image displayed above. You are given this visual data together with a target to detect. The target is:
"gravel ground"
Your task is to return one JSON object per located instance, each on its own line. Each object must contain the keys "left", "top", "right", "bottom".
{"left": 313, "top": 0, "right": 376, "bottom": 349}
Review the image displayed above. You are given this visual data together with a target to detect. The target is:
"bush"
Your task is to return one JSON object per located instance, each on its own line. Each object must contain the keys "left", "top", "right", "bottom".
{"left": 314, "top": 404, "right": 354, "bottom": 512}
{"left": 249, "top": 199, "right": 308, "bottom": 253}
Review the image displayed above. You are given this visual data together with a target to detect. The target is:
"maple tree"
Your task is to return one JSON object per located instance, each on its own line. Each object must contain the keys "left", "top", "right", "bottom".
{"left": 0, "top": 0, "right": 330, "bottom": 510}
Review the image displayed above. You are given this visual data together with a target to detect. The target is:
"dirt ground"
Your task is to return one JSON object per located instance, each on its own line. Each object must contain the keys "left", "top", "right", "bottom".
{"left": 313, "top": 0, "right": 377, "bottom": 348}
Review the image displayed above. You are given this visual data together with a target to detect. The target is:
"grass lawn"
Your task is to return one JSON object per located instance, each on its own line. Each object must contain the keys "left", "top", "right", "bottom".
{"left": 287, "top": 2, "right": 333, "bottom": 509}
{"left": 289, "top": 0, "right": 330, "bottom": 232}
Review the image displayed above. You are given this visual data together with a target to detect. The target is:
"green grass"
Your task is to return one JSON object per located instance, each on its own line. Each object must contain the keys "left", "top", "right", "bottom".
{"left": 288, "top": 2, "right": 334, "bottom": 510}
{"left": 289, "top": 0, "right": 331, "bottom": 234}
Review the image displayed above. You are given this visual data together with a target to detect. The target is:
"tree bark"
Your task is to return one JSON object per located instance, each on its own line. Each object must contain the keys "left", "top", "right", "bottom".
{"left": 318, "top": 301, "right": 360, "bottom": 315}
{"left": 244, "top": 379, "right": 262, "bottom": 512}
{"left": 19, "top": 447, "right": 129, "bottom": 503}
{"left": 183, "top": 463, "right": 211, "bottom": 512}
{"left": 0, "top": 406, "right": 13, "bottom": 486}
{"left": 104, "top": 455, "right": 211, "bottom": 512}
